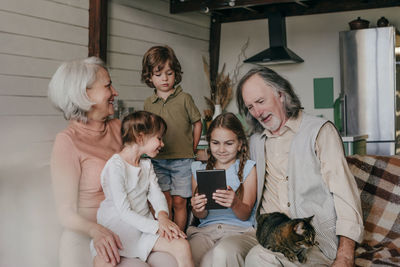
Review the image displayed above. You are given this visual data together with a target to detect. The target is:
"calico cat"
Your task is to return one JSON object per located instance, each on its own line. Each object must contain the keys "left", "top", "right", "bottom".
{"left": 256, "top": 212, "right": 318, "bottom": 263}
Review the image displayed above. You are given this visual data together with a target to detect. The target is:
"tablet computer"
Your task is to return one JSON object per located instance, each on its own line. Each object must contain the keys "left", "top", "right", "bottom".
{"left": 196, "top": 169, "right": 227, "bottom": 210}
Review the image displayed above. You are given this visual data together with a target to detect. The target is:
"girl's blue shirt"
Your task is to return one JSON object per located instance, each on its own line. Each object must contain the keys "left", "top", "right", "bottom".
{"left": 191, "top": 159, "right": 256, "bottom": 228}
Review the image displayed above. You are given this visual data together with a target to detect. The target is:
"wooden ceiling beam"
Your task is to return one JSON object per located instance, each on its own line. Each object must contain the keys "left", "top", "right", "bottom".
{"left": 170, "top": 0, "right": 400, "bottom": 23}
{"left": 217, "top": 0, "right": 400, "bottom": 23}
{"left": 170, "top": 0, "right": 309, "bottom": 14}
{"left": 294, "top": 0, "right": 308, "bottom": 7}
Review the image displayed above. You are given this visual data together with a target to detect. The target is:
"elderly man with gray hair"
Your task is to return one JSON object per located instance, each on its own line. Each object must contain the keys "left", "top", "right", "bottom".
{"left": 236, "top": 67, "right": 363, "bottom": 267}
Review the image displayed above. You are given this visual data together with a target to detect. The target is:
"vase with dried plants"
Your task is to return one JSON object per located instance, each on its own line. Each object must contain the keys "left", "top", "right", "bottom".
{"left": 202, "top": 57, "right": 233, "bottom": 122}
{"left": 202, "top": 39, "right": 249, "bottom": 129}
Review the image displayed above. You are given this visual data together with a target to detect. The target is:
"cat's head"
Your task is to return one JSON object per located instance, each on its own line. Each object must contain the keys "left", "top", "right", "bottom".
{"left": 293, "top": 215, "right": 318, "bottom": 248}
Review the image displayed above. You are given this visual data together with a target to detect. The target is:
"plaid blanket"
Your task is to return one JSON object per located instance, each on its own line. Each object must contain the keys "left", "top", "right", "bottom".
{"left": 346, "top": 155, "right": 400, "bottom": 267}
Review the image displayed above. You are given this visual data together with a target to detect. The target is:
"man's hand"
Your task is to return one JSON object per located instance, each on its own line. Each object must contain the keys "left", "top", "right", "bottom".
{"left": 331, "top": 256, "right": 354, "bottom": 267}
{"left": 332, "top": 236, "right": 355, "bottom": 267}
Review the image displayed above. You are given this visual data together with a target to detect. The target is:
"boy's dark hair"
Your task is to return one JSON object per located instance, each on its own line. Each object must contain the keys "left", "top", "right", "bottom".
{"left": 141, "top": 45, "right": 183, "bottom": 88}
{"left": 205, "top": 112, "right": 249, "bottom": 200}
{"left": 121, "top": 111, "right": 167, "bottom": 146}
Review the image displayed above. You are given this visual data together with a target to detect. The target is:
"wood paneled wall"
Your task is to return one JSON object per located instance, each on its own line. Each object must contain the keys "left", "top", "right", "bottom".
{"left": 0, "top": 1, "right": 88, "bottom": 266}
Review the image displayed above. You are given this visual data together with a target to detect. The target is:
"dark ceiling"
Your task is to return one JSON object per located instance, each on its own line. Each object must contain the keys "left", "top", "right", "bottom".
{"left": 170, "top": 0, "right": 400, "bottom": 23}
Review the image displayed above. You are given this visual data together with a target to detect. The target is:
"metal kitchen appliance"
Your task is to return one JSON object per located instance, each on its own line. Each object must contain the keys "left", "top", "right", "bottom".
{"left": 339, "top": 26, "right": 400, "bottom": 155}
{"left": 244, "top": 12, "right": 304, "bottom": 65}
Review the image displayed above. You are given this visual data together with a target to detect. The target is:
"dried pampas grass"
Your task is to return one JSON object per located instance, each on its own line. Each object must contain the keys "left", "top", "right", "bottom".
{"left": 202, "top": 56, "right": 233, "bottom": 112}
{"left": 202, "top": 38, "right": 249, "bottom": 120}
{"left": 202, "top": 38, "right": 250, "bottom": 117}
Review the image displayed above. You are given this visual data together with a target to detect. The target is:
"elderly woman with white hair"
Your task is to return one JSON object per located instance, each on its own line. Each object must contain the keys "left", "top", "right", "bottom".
{"left": 48, "top": 57, "right": 178, "bottom": 267}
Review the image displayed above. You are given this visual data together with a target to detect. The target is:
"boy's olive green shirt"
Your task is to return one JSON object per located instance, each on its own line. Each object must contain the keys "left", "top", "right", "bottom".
{"left": 144, "top": 86, "right": 201, "bottom": 159}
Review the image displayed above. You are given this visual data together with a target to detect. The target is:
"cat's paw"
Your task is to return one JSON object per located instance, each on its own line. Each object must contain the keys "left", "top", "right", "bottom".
{"left": 297, "top": 249, "right": 308, "bottom": 263}
{"left": 297, "top": 254, "right": 307, "bottom": 263}
{"left": 285, "top": 252, "right": 297, "bottom": 262}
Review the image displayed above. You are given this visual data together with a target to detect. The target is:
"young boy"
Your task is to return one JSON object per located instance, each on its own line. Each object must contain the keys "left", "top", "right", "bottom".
{"left": 141, "top": 45, "right": 202, "bottom": 230}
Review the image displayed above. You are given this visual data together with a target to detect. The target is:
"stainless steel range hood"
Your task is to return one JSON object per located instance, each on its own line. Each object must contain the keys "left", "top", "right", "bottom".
{"left": 244, "top": 13, "right": 304, "bottom": 66}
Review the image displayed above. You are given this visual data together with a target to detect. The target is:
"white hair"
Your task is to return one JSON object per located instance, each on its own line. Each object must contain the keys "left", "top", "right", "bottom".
{"left": 48, "top": 57, "right": 106, "bottom": 122}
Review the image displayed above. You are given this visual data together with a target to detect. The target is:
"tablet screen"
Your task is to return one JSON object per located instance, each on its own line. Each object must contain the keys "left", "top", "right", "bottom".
{"left": 196, "top": 169, "right": 227, "bottom": 209}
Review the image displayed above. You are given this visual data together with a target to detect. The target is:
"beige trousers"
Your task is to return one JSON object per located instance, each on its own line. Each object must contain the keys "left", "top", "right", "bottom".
{"left": 187, "top": 224, "right": 258, "bottom": 267}
{"left": 59, "top": 229, "right": 178, "bottom": 267}
{"left": 245, "top": 244, "right": 333, "bottom": 267}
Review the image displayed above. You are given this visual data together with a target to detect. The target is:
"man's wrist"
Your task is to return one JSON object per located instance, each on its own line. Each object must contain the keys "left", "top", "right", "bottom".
{"left": 336, "top": 236, "right": 355, "bottom": 263}
{"left": 336, "top": 253, "right": 354, "bottom": 262}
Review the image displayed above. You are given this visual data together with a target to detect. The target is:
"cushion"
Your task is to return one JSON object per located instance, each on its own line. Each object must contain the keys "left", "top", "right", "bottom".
{"left": 346, "top": 155, "right": 400, "bottom": 267}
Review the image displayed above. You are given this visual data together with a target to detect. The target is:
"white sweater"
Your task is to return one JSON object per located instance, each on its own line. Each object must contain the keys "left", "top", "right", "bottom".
{"left": 97, "top": 154, "right": 168, "bottom": 261}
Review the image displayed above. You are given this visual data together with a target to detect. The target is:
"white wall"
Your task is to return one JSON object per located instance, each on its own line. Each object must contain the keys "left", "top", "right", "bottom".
{"left": 0, "top": 0, "right": 88, "bottom": 266}
{"left": 108, "top": 0, "right": 210, "bottom": 113}
{"left": 220, "top": 7, "right": 400, "bottom": 122}
{"left": 0, "top": 0, "right": 209, "bottom": 266}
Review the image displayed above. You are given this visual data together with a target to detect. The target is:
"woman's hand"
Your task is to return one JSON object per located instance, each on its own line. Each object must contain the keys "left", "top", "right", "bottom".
{"left": 213, "top": 186, "right": 238, "bottom": 208}
{"left": 90, "top": 224, "right": 123, "bottom": 266}
{"left": 157, "top": 212, "right": 186, "bottom": 241}
{"left": 191, "top": 193, "right": 207, "bottom": 213}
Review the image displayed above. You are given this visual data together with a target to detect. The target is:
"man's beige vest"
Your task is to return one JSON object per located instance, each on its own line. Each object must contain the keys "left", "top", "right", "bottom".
{"left": 249, "top": 113, "right": 338, "bottom": 260}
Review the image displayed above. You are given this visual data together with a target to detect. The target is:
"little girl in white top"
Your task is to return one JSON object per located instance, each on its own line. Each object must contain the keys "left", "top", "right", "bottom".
{"left": 93, "top": 111, "right": 194, "bottom": 267}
